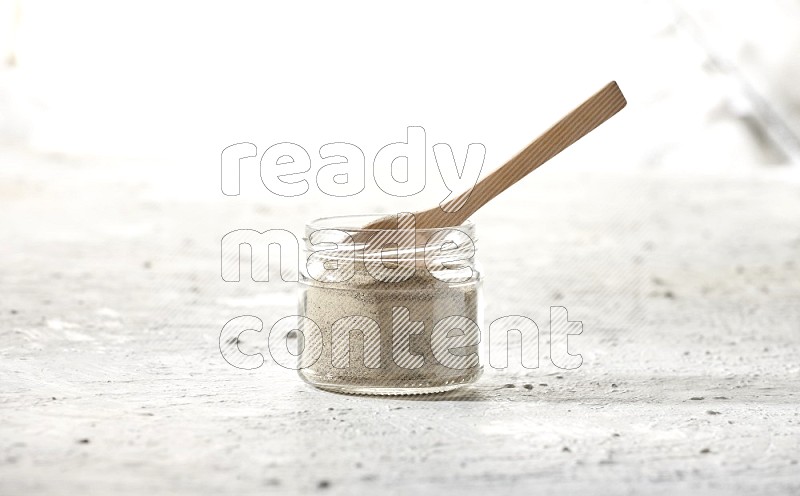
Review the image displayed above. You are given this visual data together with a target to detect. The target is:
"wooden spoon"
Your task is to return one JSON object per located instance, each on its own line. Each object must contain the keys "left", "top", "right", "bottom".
{"left": 362, "top": 81, "right": 627, "bottom": 232}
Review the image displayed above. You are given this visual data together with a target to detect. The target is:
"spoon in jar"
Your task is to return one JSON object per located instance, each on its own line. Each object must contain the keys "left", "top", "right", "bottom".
{"left": 361, "top": 81, "right": 627, "bottom": 233}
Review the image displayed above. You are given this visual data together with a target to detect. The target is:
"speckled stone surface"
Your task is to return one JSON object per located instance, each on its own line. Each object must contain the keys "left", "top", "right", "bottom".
{"left": 1, "top": 148, "right": 799, "bottom": 495}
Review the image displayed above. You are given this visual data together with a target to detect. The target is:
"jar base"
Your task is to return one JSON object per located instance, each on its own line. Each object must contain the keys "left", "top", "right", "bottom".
{"left": 298, "top": 368, "right": 482, "bottom": 396}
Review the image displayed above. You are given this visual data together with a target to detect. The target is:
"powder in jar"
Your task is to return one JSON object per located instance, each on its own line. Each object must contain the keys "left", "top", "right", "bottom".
{"left": 297, "top": 215, "right": 483, "bottom": 395}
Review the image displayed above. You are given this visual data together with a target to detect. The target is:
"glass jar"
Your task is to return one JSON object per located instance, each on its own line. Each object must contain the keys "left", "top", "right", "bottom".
{"left": 297, "top": 214, "right": 483, "bottom": 395}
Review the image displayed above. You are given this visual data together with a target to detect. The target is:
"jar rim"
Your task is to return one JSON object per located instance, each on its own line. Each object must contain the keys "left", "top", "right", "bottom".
{"left": 305, "top": 213, "right": 475, "bottom": 235}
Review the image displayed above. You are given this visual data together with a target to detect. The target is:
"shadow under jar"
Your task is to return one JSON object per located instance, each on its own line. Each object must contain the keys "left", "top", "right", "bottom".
{"left": 297, "top": 214, "right": 484, "bottom": 395}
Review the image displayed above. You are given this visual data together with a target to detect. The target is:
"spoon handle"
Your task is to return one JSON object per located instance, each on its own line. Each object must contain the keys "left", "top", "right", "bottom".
{"left": 420, "top": 81, "right": 627, "bottom": 228}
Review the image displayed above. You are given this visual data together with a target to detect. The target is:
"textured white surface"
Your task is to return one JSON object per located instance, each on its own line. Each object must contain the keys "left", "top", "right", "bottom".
{"left": 3, "top": 0, "right": 800, "bottom": 493}
{"left": 1, "top": 151, "right": 799, "bottom": 495}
